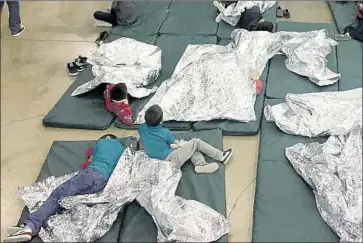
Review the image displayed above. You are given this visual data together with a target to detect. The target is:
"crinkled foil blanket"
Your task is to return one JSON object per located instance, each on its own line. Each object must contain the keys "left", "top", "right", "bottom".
{"left": 134, "top": 29, "right": 340, "bottom": 124}
{"left": 285, "top": 127, "right": 362, "bottom": 242}
{"left": 71, "top": 37, "right": 161, "bottom": 98}
{"left": 220, "top": 1, "right": 277, "bottom": 27}
{"left": 264, "top": 88, "right": 362, "bottom": 137}
{"left": 19, "top": 148, "right": 230, "bottom": 242}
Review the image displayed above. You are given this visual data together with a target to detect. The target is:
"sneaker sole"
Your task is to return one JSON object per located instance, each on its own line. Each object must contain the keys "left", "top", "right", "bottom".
{"left": 6, "top": 227, "right": 23, "bottom": 236}
{"left": 12, "top": 25, "right": 25, "bottom": 37}
{"left": 4, "top": 234, "right": 32, "bottom": 242}
{"left": 222, "top": 150, "right": 233, "bottom": 165}
{"left": 195, "top": 163, "right": 219, "bottom": 173}
{"left": 94, "top": 19, "right": 112, "bottom": 27}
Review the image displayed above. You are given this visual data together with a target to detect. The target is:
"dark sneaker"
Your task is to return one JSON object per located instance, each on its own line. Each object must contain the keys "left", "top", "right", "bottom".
{"left": 66, "top": 62, "right": 78, "bottom": 76}
{"left": 195, "top": 162, "right": 219, "bottom": 173}
{"left": 75, "top": 56, "right": 87, "bottom": 71}
{"left": 11, "top": 25, "right": 25, "bottom": 37}
{"left": 276, "top": 6, "right": 284, "bottom": 18}
{"left": 4, "top": 225, "right": 33, "bottom": 242}
{"left": 283, "top": 9, "right": 291, "bottom": 18}
{"left": 221, "top": 149, "right": 233, "bottom": 164}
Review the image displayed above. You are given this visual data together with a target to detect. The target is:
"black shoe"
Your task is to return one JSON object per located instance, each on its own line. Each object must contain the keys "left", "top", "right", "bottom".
{"left": 66, "top": 62, "right": 78, "bottom": 76}
{"left": 11, "top": 25, "right": 25, "bottom": 37}
{"left": 75, "top": 56, "right": 87, "bottom": 71}
{"left": 221, "top": 149, "right": 233, "bottom": 165}
{"left": 95, "top": 31, "right": 110, "bottom": 45}
{"left": 283, "top": 9, "right": 290, "bottom": 18}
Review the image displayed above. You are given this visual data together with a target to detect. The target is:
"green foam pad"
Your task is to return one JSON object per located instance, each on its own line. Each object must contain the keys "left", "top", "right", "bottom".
{"left": 217, "top": 4, "right": 278, "bottom": 39}
{"left": 192, "top": 65, "right": 269, "bottom": 136}
{"left": 110, "top": 2, "right": 171, "bottom": 37}
{"left": 253, "top": 160, "right": 339, "bottom": 242}
{"left": 103, "top": 33, "right": 157, "bottom": 45}
{"left": 266, "top": 22, "right": 338, "bottom": 99}
{"left": 259, "top": 99, "right": 327, "bottom": 162}
{"left": 42, "top": 65, "right": 115, "bottom": 130}
{"left": 118, "top": 129, "right": 227, "bottom": 242}
{"left": 114, "top": 34, "right": 218, "bottom": 131}
{"left": 17, "top": 137, "right": 138, "bottom": 243}
{"left": 253, "top": 98, "right": 339, "bottom": 242}
{"left": 327, "top": 1, "right": 358, "bottom": 34}
{"left": 159, "top": 2, "right": 218, "bottom": 35}
{"left": 337, "top": 40, "right": 363, "bottom": 91}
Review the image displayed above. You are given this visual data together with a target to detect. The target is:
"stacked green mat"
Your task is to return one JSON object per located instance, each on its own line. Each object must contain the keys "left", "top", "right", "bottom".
{"left": 17, "top": 129, "right": 228, "bottom": 242}
{"left": 327, "top": 1, "right": 358, "bottom": 34}
{"left": 252, "top": 99, "right": 339, "bottom": 242}
{"left": 265, "top": 22, "right": 339, "bottom": 99}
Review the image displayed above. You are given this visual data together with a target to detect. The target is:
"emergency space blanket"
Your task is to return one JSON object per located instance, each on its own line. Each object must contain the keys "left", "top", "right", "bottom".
{"left": 71, "top": 37, "right": 161, "bottom": 98}
{"left": 134, "top": 29, "right": 340, "bottom": 124}
{"left": 18, "top": 148, "right": 230, "bottom": 242}
{"left": 219, "top": 1, "right": 276, "bottom": 27}
{"left": 264, "top": 88, "right": 362, "bottom": 137}
{"left": 285, "top": 127, "right": 362, "bottom": 242}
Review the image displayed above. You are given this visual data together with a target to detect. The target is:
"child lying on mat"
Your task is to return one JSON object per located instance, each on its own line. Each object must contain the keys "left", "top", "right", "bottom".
{"left": 104, "top": 83, "right": 133, "bottom": 126}
{"left": 4, "top": 134, "right": 125, "bottom": 243}
{"left": 93, "top": 1, "right": 137, "bottom": 27}
{"left": 138, "top": 105, "right": 234, "bottom": 174}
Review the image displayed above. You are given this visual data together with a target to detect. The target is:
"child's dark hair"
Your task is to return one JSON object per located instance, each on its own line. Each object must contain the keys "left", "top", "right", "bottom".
{"left": 99, "top": 134, "right": 117, "bottom": 140}
{"left": 257, "top": 21, "right": 273, "bottom": 32}
{"left": 110, "top": 83, "right": 128, "bottom": 101}
{"left": 145, "top": 105, "right": 163, "bottom": 126}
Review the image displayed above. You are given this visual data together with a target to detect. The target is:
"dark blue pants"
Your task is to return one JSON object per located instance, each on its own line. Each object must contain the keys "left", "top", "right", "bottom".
{"left": 26, "top": 168, "right": 107, "bottom": 234}
{"left": 0, "top": 1, "right": 21, "bottom": 35}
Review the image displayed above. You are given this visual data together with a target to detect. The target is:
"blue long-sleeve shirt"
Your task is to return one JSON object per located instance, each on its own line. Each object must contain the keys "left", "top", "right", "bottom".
{"left": 138, "top": 123, "right": 176, "bottom": 160}
{"left": 89, "top": 138, "right": 125, "bottom": 179}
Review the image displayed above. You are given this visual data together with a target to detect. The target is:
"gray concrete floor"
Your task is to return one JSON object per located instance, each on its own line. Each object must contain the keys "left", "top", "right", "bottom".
{"left": 1, "top": 1, "right": 333, "bottom": 241}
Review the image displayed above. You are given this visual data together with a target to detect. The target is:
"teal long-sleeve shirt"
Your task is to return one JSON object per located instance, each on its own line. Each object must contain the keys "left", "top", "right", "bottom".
{"left": 138, "top": 123, "right": 176, "bottom": 160}
{"left": 89, "top": 138, "right": 125, "bottom": 179}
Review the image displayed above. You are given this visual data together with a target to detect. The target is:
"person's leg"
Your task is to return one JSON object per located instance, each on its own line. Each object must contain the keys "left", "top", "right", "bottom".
{"left": 6, "top": 1, "right": 21, "bottom": 35}
{"left": 93, "top": 11, "right": 117, "bottom": 26}
{"left": 25, "top": 168, "right": 106, "bottom": 235}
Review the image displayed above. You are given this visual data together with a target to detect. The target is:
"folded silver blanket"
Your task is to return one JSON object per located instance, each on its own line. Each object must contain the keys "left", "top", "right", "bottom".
{"left": 264, "top": 88, "right": 362, "bottom": 137}
{"left": 71, "top": 37, "right": 161, "bottom": 98}
{"left": 19, "top": 148, "right": 230, "bottom": 242}
{"left": 220, "top": 1, "right": 276, "bottom": 27}
{"left": 286, "top": 127, "right": 362, "bottom": 242}
{"left": 135, "top": 29, "right": 340, "bottom": 124}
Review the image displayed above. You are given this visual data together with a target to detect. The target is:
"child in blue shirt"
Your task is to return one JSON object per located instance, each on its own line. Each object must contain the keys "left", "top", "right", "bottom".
{"left": 138, "top": 105, "right": 233, "bottom": 174}
{"left": 4, "top": 134, "right": 125, "bottom": 243}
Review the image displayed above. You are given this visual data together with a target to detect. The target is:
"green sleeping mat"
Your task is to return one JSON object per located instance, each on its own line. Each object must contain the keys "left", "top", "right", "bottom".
{"left": 110, "top": 2, "right": 171, "bottom": 37}
{"left": 17, "top": 136, "right": 138, "bottom": 243}
{"left": 266, "top": 22, "right": 339, "bottom": 99}
{"left": 327, "top": 1, "right": 358, "bottom": 34}
{"left": 117, "top": 129, "right": 228, "bottom": 242}
{"left": 159, "top": 2, "right": 218, "bottom": 35}
{"left": 337, "top": 40, "right": 363, "bottom": 91}
{"left": 192, "top": 64, "right": 269, "bottom": 136}
{"left": 17, "top": 130, "right": 227, "bottom": 242}
{"left": 42, "top": 35, "right": 156, "bottom": 130}
{"left": 217, "top": 3, "right": 278, "bottom": 39}
{"left": 252, "top": 99, "right": 339, "bottom": 242}
{"left": 114, "top": 34, "right": 218, "bottom": 131}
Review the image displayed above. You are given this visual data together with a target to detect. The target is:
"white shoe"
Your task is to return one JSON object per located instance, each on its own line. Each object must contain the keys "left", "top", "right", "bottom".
{"left": 221, "top": 149, "right": 233, "bottom": 165}
{"left": 94, "top": 19, "right": 112, "bottom": 27}
{"left": 213, "top": 1, "right": 226, "bottom": 13}
{"left": 4, "top": 225, "right": 33, "bottom": 242}
{"left": 215, "top": 12, "right": 224, "bottom": 23}
{"left": 195, "top": 162, "right": 219, "bottom": 173}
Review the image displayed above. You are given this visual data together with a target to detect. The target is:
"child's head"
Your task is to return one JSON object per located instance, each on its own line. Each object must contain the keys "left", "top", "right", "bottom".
{"left": 145, "top": 105, "right": 163, "bottom": 126}
{"left": 257, "top": 20, "right": 273, "bottom": 32}
{"left": 110, "top": 83, "right": 128, "bottom": 101}
{"left": 99, "top": 134, "right": 117, "bottom": 140}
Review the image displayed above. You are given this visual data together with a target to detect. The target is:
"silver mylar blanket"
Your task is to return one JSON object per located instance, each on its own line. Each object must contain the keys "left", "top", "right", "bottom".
{"left": 285, "top": 127, "right": 362, "bottom": 242}
{"left": 134, "top": 29, "right": 340, "bottom": 124}
{"left": 220, "top": 1, "right": 276, "bottom": 27}
{"left": 71, "top": 37, "right": 161, "bottom": 98}
{"left": 264, "top": 88, "right": 362, "bottom": 137}
{"left": 19, "top": 147, "right": 230, "bottom": 242}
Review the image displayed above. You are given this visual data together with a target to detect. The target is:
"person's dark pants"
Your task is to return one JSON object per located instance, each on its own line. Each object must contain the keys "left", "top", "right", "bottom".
{"left": 25, "top": 168, "right": 107, "bottom": 234}
{"left": 0, "top": 1, "right": 21, "bottom": 35}
{"left": 94, "top": 9, "right": 118, "bottom": 26}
